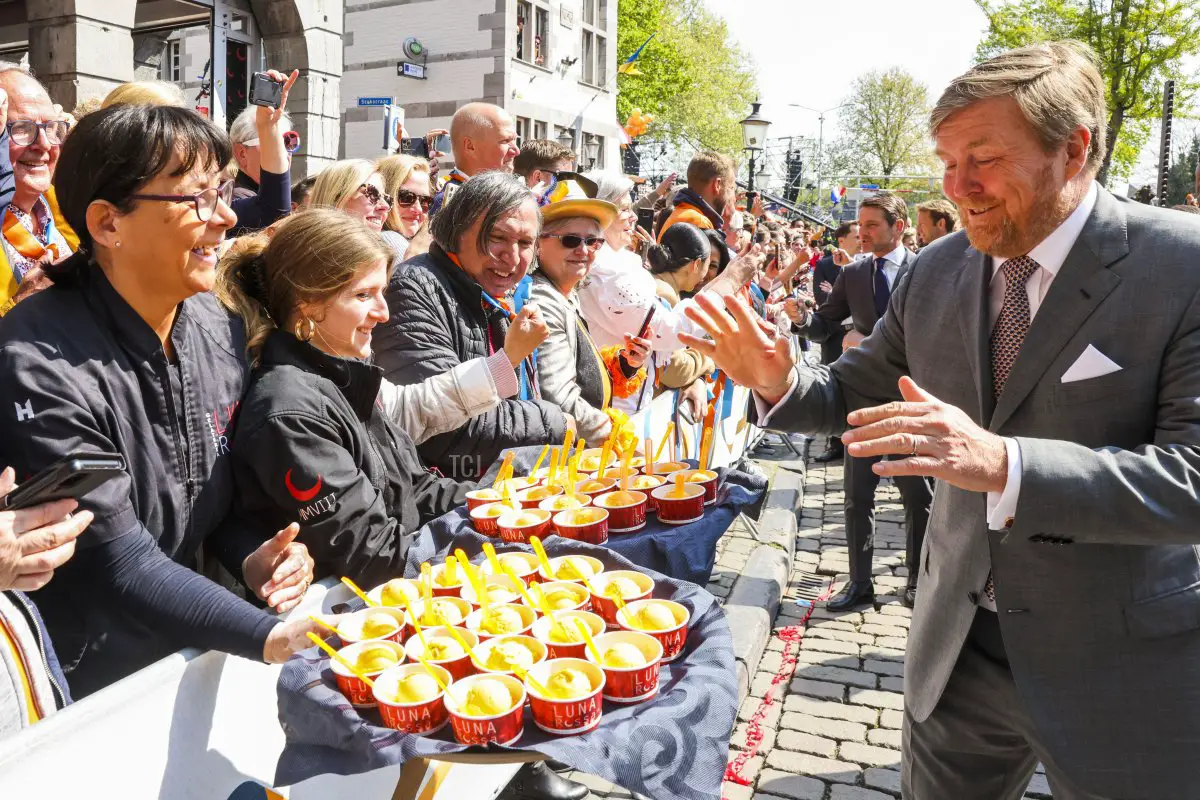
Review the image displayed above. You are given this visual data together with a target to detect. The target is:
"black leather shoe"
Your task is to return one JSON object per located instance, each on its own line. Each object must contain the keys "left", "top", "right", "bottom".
{"left": 544, "top": 759, "right": 572, "bottom": 773}
{"left": 902, "top": 585, "right": 917, "bottom": 609}
{"left": 507, "top": 762, "right": 590, "bottom": 800}
{"left": 825, "top": 581, "right": 875, "bottom": 611}
{"left": 812, "top": 439, "right": 845, "bottom": 463}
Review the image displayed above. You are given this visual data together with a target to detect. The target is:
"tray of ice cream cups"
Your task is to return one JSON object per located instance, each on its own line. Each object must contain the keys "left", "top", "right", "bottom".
{"left": 587, "top": 570, "right": 654, "bottom": 628}
{"left": 330, "top": 639, "right": 407, "bottom": 708}
{"left": 403, "top": 625, "right": 478, "bottom": 682}
{"left": 445, "top": 673, "right": 527, "bottom": 746}
{"left": 616, "top": 598, "right": 691, "bottom": 662}
{"left": 584, "top": 630, "right": 663, "bottom": 704}
{"left": 532, "top": 610, "right": 606, "bottom": 660}
{"left": 650, "top": 482, "right": 706, "bottom": 525}
{"left": 525, "top": 657, "right": 606, "bottom": 736}
{"left": 373, "top": 662, "right": 452, "bottom": 735}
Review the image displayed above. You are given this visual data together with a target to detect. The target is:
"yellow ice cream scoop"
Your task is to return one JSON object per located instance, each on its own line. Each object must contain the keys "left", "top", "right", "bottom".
{"left": 360, "top": 611, "right": 399, "bottom": 640}
{"left": 555, "top": 557, "right": 596, "bottom": 581}
{"left": 548, "top": 622, "right": 584, "bottom": 643}
{"left": 379, "top": 579, "right": 417, "bottom": 607}
{"left": 393, "top": 672, "right": 440, "bottom": 703}
{"left": 578, "top": 480, "right": 609, "bottom": 493}
{"left": 421, "top": 599, "right": 464, "bottom": 627}
{"left": 480, "top": 585, "right": 519, "bottom": 605}
{"left": 463, "top": 678, "right": 514, "bottom": 716}
{"left": 485, "top": 638, "right": 536, "bottom": 671}
{"left": 423, "top": 636, "right": 465, "bottom": 662}
{"left": 602, "top": 490, "right": 641, "bottom": 507}
{"left": 602, "top": 642, "right": 646, "bottom": 668}
{"left": 354, "top": 644, "right": 400, "bottom": 673}
{"left": 472, "top": 488, "right": 501, "bottom": 500}
{"left": 603, "top": 577, "right": 642, "bottom": 600}
{"left": 544, "top": 588, "right": 583, "bottom": 610}
{"left": 434, "top": 567, "right": 462, "bottom": 587}
{"left": 509, "top": 512, "right": 544, "bottom": 527}
{"left": 499, "top": 555, "right": 533, "bottom": 573}
{"left": 481, "top": 606, "right": 525, "bottom": 634}
{"left": 686, "top": 471, "right": 715, "bottom": 483}
{"left": 633, "top": 601, "right": 678, "bottom": 631}
{"left": 545, "top": 668, "right": 593, "bottom": 699}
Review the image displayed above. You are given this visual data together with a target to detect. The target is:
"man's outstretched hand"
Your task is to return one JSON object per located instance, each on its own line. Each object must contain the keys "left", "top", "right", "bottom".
{"left": 679, "top": 293, "right": 796, "bottom": 405}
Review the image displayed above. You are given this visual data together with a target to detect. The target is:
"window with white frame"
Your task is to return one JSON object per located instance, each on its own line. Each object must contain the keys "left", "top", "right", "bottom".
{"left": 579, "top": 0, "right": 608, "bottom": 87}
{"left": 516, "top": 0, "right": 551, "bottom": 67}
{"left": 160, "top": 40, "right": 181, "bottom": 83}
{"left": 534, "top": 120, "right": 548, "bottom": 141}
{"left": 516, "top": 116, "right": 532, "bottom": 146}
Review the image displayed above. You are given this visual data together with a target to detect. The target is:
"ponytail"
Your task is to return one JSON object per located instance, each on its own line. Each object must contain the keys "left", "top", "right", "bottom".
{"left": 647, "top": 222, "right": 711, "bottom": 275}
{"left": 216, "top": 233, "right": 277, "bottom": 361}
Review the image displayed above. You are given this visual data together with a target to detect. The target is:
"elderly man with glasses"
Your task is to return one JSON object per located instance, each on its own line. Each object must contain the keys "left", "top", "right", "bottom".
{"left": 0, "top": 67, "right": 71, "bottom": 315}
{"left": 225, "top": 72, "right": 298, "bottom": 236}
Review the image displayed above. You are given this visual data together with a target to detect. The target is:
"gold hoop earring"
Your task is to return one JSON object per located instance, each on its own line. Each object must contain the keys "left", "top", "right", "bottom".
{"left": 294, "top": 317, "right": 315, "bottom": 342}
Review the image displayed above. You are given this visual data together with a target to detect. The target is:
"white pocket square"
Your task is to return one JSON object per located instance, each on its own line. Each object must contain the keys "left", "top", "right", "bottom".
{"left": 1061, "top": 344, "right": 1122, "bottom": 383}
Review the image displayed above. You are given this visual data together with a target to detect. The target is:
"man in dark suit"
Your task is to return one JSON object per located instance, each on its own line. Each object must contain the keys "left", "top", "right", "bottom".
{"left": 791, "top": 194, "right": 932, "bottom": 610}
{"left": 807, "top": 221, "right": 859, "bottom": 462}
{"left": 681, "top": 41, "right": 1200, "bottom": 800}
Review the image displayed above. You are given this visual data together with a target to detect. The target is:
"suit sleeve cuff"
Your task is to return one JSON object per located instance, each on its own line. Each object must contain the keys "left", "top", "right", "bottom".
{"left": 486, "top": 351, "right": 519, "bottom": 399}
{"left": 986, "top": 437, "right": 1022, "bottom": 531}
{"left": 754, "top": 367, "right": 800, "bottom": 427}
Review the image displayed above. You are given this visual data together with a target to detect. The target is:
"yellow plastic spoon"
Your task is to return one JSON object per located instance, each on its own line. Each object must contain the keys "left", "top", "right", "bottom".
{"left": 340, "top": 576, "right": 377, "bottom": 607}
{"left": 529, "top": 535, "right": 554, "bottom": 576}
{"left": 574, "top": 618, "right": 603, "bottom": 663}
{"left": 307, "top": 632, "right": 376, "bottom": 689}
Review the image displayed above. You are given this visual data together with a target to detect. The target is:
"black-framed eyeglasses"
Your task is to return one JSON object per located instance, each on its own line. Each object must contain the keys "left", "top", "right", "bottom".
{"left": 540, "top": 233, "right": 605, "bottom": 251}
{"left": 129, "top": 179, "right": 235, "bottom": 222}
{"left": 395, "top": 189, "right": 433, "bottom": 212}
{"left": 8, "top": 119, "right": 70, "bottom": 147}
{"left": 359, "top": 184, "right": 393, "bottom": 207}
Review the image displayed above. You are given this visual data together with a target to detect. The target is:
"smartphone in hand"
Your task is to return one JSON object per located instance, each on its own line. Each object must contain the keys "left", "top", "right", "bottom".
{"left": 248, "top": 72, "right": 283, "bottom": 109}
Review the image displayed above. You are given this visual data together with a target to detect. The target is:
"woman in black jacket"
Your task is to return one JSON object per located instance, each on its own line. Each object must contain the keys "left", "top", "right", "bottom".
{"left": 220, "top": 209, "right": 531, "bottom": 586}
{"left": 0, "top": 104, "right": 320, "bottom": 697}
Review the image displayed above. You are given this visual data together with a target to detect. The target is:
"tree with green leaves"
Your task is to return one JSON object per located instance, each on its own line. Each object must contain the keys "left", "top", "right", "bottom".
{"left": 830, "top": 67, "right": 936, "bottom": 185}
{"left": 616, "top": 0, "right": 757, "bottom": 157}
{"left": 974, "top": 0, "right": 1200, "bottom": 186}
{"left": 1165, "top": 132, "right": 1200, "bottom": 206}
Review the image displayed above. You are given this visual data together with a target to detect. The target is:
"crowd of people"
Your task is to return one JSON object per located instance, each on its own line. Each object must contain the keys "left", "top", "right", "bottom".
{"left": 0, "top": 35, "right": 1198, "bottom": 800}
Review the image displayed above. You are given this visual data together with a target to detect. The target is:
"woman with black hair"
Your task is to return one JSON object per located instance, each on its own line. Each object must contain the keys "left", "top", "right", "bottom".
{"left": 0, "top": 104, "right": 322, "bottom": 697}
{"left": 648, "top": 222, "right": 713, "bottom": 307}
{"left": 698, "top": 228, "right": 731, "bottom": 291}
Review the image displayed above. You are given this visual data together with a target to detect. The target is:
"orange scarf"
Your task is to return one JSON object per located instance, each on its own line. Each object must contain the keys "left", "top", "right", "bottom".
{"left": 3, "top": 207, "right": 59, "bottom": 268}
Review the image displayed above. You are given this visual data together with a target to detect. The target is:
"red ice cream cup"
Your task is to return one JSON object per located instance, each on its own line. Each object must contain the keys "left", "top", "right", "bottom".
{"left": 465, "top": 488, "right": 504, "bottom": 513}
{"left": 428, "top": 562, "right": 469, "bottom": 597}
{"left": 585, "top": 631, "right": 663, "bottom": 704}
{"left": 446, "top": 674, "right": 527, "bottom": 746}
{"left": 472, "top": 634, "right": 548, "bottom": 681}
{"left": 471, "top": 501, "right": 521, "bottom": 536}
{"left": 539, "top": 492, "right": 592, "bottom": 516}
{"left": 517, "top": 484, "right": 564, "bottom": 509}
{"left": 531, "top": 610, "right": 606, "bottom": 660}
{"left": 373, "top": 662, "right": 452, "bottom": 735}
{"left": 465, "top": 603, "right": 537, "bottom": 642}
{"left": 496, "top": 509, "right": 553, "bottom": 544}
{"left": 667, "top": 469, "right": 718, "bottom": 506}
{"left": 403, "top": 625, "right": 478, "bottom": 682}
{"left": 572, "top": 477, "right": 617, "bottom": 503}
{"left": 366, "top": 578, "right": 422, "bottom": 611}
{"left": 551, "top": 507, "right": 609, "bottom": 545}
{"left": 525, "top": 657, "right": 606, "bottom": 736}
{"left": 537, "top": 554, "right": 605, "bottom": 586}
{"left": 329, "top": 639, "right": 406, "bottom": 708}
{"left": 404, "top": 596, "right": 471, "bottom": 640}
{"left": 336, "top": 607, "right": 407, "bottom": 646}
{"left": 587, "top": 570, "right": 654, "bottom": 628}
{"left": 593, "top": 490, "right": 648, "bottom": 534}
{"left": 523, "top": 580, "right": 592, "bottom": 615}
{"left": 624, "top": 475, "right": 666, "bottom": 512}
{"left": 459, "top": 573, "right": 525, "bottom": 609}
{"left": 480, "top": 551, "right": 541, "bottom": 583}
{"left": 616, "top": 598, "right": 691, "bottom": 662}
{"left": 651, "top": 482, "right": 706, "bottom": 525}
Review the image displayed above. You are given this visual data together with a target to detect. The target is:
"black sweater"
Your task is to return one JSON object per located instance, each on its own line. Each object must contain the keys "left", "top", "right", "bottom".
{"left": 230, "top": 332, "right": 475, "bottom": 587}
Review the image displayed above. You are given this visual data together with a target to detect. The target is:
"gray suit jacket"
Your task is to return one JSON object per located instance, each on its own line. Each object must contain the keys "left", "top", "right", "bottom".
{"left": 768, "top": 189, "right": 1200, "bottom": 798}
{"left": 800, "top": 249, "right": 916, "bottom": 343}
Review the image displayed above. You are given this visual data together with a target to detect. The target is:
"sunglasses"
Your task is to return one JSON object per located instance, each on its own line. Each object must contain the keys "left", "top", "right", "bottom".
{"left": 129, "top": 179, "right": 235, "bottom": 222}
{"left": 359, "top": 184, "right": 394, "bottom": 207}
{"left": 395, "top": 189, "right": 433, "bottom": 212}
{"left": 242, "top": 131, "right": 302, "bottom": 153}
{"left": 540, "top": 233, "right": 605, "bottom": 251}
{"left": 8, "top": 119, "right": 70, "bottom": 147}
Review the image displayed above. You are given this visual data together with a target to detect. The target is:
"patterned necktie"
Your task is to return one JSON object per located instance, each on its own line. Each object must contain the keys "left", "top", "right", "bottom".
{"left": 982, "top": 255, "right": 1040, "bottom": 608}
{"left": 873, "top": 257, "right": 890, "bottom": 318}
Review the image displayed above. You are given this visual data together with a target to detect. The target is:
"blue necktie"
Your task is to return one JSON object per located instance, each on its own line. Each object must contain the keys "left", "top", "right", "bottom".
{"left": 873, "top": 257, "right": 890, "bottom": 318}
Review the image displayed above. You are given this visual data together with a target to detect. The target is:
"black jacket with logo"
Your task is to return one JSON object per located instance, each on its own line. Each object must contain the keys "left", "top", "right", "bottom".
{"left": 231, "top": 331, "right": 475, "bottom": 587}
{"left": 0, "top": 264, "right": 275, "bottom": 697}
{"left": 373, "top": 243, "right": 568, "bottom": 480}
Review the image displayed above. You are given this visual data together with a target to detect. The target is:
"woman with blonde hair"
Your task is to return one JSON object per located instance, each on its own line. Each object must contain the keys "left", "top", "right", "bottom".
{"left": 219, "top": 209, "right": 546, "bottom": 584}
{"left": 101, "top": 80, "right": 186, "bottom": 109}
{"left": 375, "top": 154, "right": 433, "bottom": 260}
{"left": 307, "top": 158, "right": 391, "bottom": 233}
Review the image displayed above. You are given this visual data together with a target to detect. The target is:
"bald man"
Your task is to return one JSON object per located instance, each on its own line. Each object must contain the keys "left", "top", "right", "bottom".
{"left": 431, "top": 102, "right": 520, "bottom": 214}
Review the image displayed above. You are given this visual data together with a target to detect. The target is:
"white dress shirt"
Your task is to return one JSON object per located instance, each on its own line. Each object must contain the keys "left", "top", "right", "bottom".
{"left": 873, "top": 243, "right": 907, "bottom": 290}
{"left": 985, "top": 180, "right": 1099, "bottom": 529}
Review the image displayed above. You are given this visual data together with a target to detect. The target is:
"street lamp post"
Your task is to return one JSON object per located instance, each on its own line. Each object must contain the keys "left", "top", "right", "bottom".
{"left": 789, "top": 102, "right": 849, "bottom": 207}
{"left": 583, "top": 134, "right": 601, "bottom": 169}
{"left": 739, "top": 100, "right": 771, "bottom": 201}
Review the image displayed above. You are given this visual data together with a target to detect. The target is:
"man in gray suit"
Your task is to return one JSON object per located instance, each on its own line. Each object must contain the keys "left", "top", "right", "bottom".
{"left": 680, "top": 41, "right": 1200, "bottom": 799}
{"left": 790, "top": 193, "right": 932, "bottom": 611}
